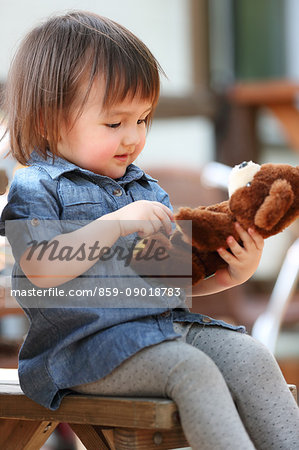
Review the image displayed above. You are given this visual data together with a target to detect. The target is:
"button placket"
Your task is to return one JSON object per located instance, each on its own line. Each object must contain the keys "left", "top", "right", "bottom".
{"left": 112, "top": 188, "right": 123, "bottom": 197}
{"left": 31, "top": 218, "right": 40, "bottom": 227}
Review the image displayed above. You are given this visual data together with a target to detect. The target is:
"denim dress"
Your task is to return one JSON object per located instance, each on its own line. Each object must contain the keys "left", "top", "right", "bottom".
{"left": 0, "top": 151, "right": 245, "bottom": 410}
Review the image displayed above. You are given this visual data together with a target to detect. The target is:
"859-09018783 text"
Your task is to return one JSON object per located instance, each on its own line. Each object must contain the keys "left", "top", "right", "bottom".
{"left": 9, "top": 286, "right": 183, "bottom": 298}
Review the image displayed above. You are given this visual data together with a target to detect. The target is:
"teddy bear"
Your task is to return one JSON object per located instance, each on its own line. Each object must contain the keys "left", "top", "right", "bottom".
{"left": 132, "top": 161, "right": 299, "bottom": 286}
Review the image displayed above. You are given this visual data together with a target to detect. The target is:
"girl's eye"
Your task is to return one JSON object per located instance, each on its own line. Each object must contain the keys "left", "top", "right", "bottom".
{"left": 107, "top": 122, "right": 121, "bottom": 129}
{"left": 137, "top": 118, "right": 147, "bottom": 125}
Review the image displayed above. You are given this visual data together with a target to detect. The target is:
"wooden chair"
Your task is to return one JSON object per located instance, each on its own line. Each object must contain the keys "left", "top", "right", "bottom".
{"left": 227, "top": 80, "right": 299, "bottom": 152}
{"left": 216, "top": 79, "right": 299, "bottom": 166}
{"left": 0, "top": 369, "right": 297, "bottom": 450}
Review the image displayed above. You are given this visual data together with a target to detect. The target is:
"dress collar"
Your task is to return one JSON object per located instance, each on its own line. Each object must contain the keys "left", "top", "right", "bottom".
{"left": 28, "top": 151, "right": 157, "bottom": 185}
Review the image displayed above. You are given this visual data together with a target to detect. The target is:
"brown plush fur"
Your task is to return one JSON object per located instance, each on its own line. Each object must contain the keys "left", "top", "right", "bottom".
{"left": 132, "top": 163, "right": 299, "bottom": 286}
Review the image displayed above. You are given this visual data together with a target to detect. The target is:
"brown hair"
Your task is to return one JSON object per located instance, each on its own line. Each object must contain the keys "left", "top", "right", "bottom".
{"left": 3, "top": 11, "right": 162, "bottom": 165}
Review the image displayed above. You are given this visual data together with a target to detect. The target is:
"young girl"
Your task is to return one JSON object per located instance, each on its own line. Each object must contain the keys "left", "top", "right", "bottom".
{"left": 1, "top": 11, "right": 298, "bottom": 450}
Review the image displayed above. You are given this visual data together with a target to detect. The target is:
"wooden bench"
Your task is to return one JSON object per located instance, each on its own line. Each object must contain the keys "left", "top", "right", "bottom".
{"left": 0, "top": 369, "right": 297, "bottom": 450}
{"left": 0, "top": 368, "right": 188, "bottom": 450}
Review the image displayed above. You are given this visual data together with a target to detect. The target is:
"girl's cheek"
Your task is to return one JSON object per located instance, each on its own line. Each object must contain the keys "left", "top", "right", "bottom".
{"left": 103, "top": 135, "right": 119, "bottom": 151}
{"left": 138, "top": 133, "right": 146, "bottom": 151}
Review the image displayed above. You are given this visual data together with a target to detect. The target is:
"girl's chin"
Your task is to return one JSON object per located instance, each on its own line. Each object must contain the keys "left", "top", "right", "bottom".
{"left": 93, "top": 167, "right": 128, "bottom": 179}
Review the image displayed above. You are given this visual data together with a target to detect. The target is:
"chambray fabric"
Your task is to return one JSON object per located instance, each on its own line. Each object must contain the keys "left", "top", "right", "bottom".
{"left": 0, "top": 151, "right": 245, "bottom": 410}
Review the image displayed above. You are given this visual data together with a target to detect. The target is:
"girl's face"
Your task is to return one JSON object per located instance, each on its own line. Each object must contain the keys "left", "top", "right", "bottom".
{"left": 57, "top": 81, "right": 152, "bottom": 179}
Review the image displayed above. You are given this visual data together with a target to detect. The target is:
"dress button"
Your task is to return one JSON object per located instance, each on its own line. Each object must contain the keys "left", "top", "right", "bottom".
{"left": 113, "top": 188, "right": 123, "bottom": 197}
{"left": 202, "top": 316, "right": 212, "bottom": 323}
{"left": 31, "top": 218, "right": 39, "bottom": 227}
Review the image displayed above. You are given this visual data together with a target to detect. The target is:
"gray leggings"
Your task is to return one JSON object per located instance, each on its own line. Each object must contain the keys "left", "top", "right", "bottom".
{"left": 73, "top": 322, "right": 299, "bottom": 450}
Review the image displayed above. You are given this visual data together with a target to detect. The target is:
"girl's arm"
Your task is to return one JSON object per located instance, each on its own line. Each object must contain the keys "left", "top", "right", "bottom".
{"left": 191, "top": 223, "right": 264, "bottom": 296}
{"left": 20, "top": 200, "right": 174, "bottom": 288}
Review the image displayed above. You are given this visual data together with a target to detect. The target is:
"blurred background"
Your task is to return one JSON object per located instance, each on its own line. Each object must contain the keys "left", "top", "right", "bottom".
{"left": 0, "top": 0, "right": 299, "bottom": 448}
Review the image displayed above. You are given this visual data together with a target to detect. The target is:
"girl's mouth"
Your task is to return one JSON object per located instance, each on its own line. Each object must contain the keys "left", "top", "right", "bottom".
{"left": 114, "top": 154, "right": 129, "bottom": 162}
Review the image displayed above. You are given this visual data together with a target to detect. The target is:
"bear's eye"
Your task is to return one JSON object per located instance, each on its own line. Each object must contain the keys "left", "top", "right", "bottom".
{"left": 246, "top": 182, "right": 251, "bottom": 187}
{"left": 239, "top": 161, "right": 248, "bottom": 168}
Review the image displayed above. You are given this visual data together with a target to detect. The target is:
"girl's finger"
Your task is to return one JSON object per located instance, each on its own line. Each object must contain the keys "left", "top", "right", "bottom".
{"left": 153, "top": 207, "right": 173, "bottom": 235}
{"left": 226, "top": 235, "right": 245, "bottom": 258}
{"left": 151, "top": 202, "right": 174, "bottom": 222}
{"left": 248, "top": 227, "right": 264, "bottom": 251}
{"left": 234, "top": 222, "right": 253, "bottom": 250}
{"left": 138, "top": 221, "right": 155, "bottom": 237}
{"left": 217, "top": 246, "right": 235, "bottom": 263}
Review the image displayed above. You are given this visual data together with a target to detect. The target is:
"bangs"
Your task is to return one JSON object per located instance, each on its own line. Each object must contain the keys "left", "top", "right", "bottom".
{"left": 103, "top": 65, "right": 159, "bottom": 113}
{"left": 102, "top": 48, "right": 160, "bottom": 109}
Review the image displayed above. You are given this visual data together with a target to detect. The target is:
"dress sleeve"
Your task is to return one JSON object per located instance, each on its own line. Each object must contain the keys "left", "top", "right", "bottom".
{"left": 0, "top": 167, "right": 63, "bottom": 261}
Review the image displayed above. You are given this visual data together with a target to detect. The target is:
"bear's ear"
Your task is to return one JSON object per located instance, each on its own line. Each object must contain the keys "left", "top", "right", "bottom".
{"left": 254, "top": 179, "right": 294, "bottom": 230}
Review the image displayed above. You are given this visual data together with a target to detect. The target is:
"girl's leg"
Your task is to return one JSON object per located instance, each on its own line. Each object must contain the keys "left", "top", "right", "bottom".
{"left": 186, "top": 324, "right": 299, "bottom": 450}
{"left": 72, "top": 339, "right": 255, "bottom": 450}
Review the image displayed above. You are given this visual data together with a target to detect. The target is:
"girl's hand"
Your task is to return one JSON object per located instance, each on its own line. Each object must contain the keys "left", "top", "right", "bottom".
{"left": 113, "top": 200, "right": 174, "bottom": 237}
{"left": 215, "top": 222, "right": 264, "bottom": 288}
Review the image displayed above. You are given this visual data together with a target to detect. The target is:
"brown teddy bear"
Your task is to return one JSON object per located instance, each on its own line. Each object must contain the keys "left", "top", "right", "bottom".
{"left": 132, "top": 161, "right": 299, "bottom": 286}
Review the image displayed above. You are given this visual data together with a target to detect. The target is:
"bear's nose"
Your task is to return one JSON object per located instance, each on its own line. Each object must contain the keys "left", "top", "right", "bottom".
{"left": 239, "top": 161, "right": 248, "bottom": 169}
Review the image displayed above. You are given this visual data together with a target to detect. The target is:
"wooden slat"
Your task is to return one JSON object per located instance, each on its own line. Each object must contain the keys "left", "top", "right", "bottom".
{"left": 228, "top": 80, "right": 299, "bottom": 105}
{"left": 113, "top": 427, "right": 189, "bottom": 450}
{"left": 69, "top": 424, "right": 111, "bottom": 450}
{"left": 101, "top": 429, "right": 116, "bottom": 450}
{"left": 267, "top": 104, "right": 299, "bottom": 150}
{"left": 190, "top": 0, "right": 210, "bottom": 87}
{"left": 215, "top": 102, "right": 259, "bottom": 166}
{"left": 0, "top": 392, "right": 180, "bottom": 430}
{"left": 155, "top": 91, "right": 219, "bottom": 119}
{"left": 0, "top": 419, "right": 58, "bottom": 450}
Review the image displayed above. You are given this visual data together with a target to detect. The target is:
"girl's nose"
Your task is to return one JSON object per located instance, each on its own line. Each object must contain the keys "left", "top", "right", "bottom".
{"left": 122, "top": 126, "right": 141, "bottom": 147}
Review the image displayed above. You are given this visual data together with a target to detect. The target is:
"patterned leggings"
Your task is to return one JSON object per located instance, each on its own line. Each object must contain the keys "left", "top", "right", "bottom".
{"left": 72, "top": 322, "right": 299, "bottom": 450}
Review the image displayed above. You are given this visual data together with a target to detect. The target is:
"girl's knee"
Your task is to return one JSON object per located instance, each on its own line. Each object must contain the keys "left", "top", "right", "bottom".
{"left": 238, "top": 334, "right": 277, "bottom": 367}
{"left": 190, "top": 326, "right": 280, "bottom": 376}
{"left": 165, "top": 343, "right": 226, "bottom": 395}
{"left": 221, "top": 333, "right": 283, "bottom": 387}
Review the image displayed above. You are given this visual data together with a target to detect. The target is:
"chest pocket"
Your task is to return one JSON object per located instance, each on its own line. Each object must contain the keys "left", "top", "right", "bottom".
{"left": 128, "top": 181, "right": 157, "bottom": 203}
{"left": 59, "top": 183, "right": 104, "bottom": 221}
